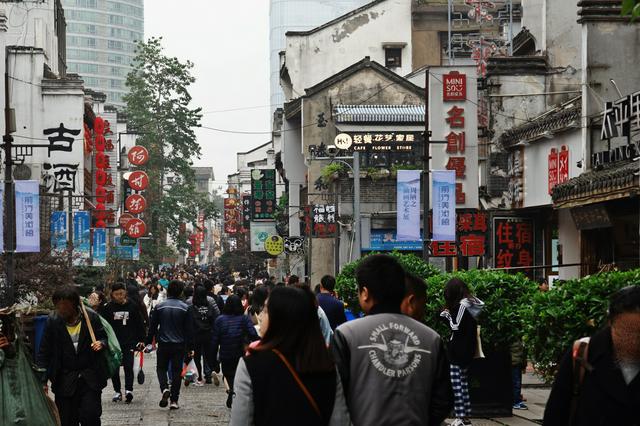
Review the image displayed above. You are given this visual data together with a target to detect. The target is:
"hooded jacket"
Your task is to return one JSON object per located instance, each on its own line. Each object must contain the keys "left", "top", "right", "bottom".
{"left": 440, "top": 297, "right": 484, "bottom": 367}
{"left": 331, "top": 306, "right": 453, "bottom": 426}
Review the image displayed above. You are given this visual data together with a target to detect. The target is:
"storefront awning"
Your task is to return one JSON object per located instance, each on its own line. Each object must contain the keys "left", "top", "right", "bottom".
{"left": 334, "top": 104, "right": 425, "bottom": 124}
{"left": 552, "top": 161, "right": 639, "bottom": 209}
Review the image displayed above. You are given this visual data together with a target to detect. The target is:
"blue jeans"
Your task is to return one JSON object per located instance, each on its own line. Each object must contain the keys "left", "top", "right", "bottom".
{"left": 512, "top": 366, "right": 523, "bottom": 404}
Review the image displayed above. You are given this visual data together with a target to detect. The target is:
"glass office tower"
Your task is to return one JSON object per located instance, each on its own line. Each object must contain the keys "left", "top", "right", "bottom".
{"left": 270, "top": 0, "right": 369, "bottom": 111}
{"left": 62, "top": 0, "right": 144, "bottom": 107}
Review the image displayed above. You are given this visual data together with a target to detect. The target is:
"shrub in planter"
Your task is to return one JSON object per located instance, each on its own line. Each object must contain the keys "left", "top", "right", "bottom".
{"left": 525, "top": 269, "right": 640, "bottom": 383}
{"left": 335, "top": 252, "right": 440, "bottom": 315}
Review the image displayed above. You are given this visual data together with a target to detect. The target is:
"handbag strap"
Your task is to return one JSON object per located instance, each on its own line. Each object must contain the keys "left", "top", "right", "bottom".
{"left": 272, "top": 348, "right": 321, "bottom": 418}
{"left": 80, "top": 303, "right": 97, "bottom": 344}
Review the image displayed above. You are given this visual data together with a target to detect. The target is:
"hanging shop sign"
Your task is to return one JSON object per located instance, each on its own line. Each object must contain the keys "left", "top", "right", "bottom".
{"left": 224, "top": 197, "right": 240, "bottom": 234}
{"left": 549, "top": 146, "right": 569, "bottom": 195}
{"left": 242, "top": 195, "right": 252, "bottom": 229}
{"left": 124, "top": 218, "right": 146, "bottom": 239}
{"left": 250, "top": 222, "right": 277, "bottom": 252}
{"left": 73, "top": 211, "right": 91, "bottom": 264}
{"left": 397, "top": 170, "right": 421, "bottom": 241}
{"left": 120, "top": 235, "right": 138, "bottom": 246}
{"left": 264, "top": 235, "right": 285, "bottom": 256}
{"left": 430, "top": 210, "right": 488, "bottom": 257}
{"left": 432, "top": 170, "right": 456, "bottom": 242}
{"left": 125, "top": 194, "right": 147, "bottom": 215}
{"left": 429, "top": 66, "right": 479, "bottom": 209}
{"left": 15, "top": 180, "right": 40, "bottom": 253}
{"left": 93, "top": 228, "right": 107, "bottom": 267}
{"left": 128, "top": 171, "right": 149, "bottom": 191}
{"left": 493, "top": 217, "right": 534, "bottom": 270}
{"left": 307, "top": 204, "right": 337, "bottom": 238}
{"left": 127, "top": 146, "right": 149, "bottom": 166}
{"left": 119, "top": 212, "right": 134, "bottom": 229}
{"left": 250, "top": 169, "right": 276, "bottom": 220}
{"left": 113, "top": 236, "right": 140, "bottom": 261}
{"left": 508, "top": 148, "right": 524, "bottom": 208}
{"left": 51, "top": 211, "right": 67, "bottom": 253}
{"left": 548, "top": 148, "right": 558, "bottom": 195}
{"left": 284, "top": 236, "right": 305, "bottom": 254}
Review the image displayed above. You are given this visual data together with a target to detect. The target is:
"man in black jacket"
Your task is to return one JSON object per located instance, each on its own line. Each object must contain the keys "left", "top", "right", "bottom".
{"left": 544, "top": 285, "right": 640, "bottom": 425}
{"left": 102, "top": 281, "right": 145, "bottom": 404}
{"left": 316, "top": 275, "right": 347, "bottom": 330}
{"left": 37, "top": 286, "right": 108, "bottom": 426}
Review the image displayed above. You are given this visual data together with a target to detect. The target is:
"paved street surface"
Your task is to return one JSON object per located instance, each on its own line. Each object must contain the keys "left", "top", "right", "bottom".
{"left": 102, "top": 352, "right": 230, "bottom": 426}
{"left": 103, "top": 355, "right": 549, "bottom": 425}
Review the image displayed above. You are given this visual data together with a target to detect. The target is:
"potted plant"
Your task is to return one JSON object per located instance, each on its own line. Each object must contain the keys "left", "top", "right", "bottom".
{"left": 320, "top": 163, "right": 345, "bottom": 185}
{"left": 391, "top": 164, "right": 422, "bottom": 178}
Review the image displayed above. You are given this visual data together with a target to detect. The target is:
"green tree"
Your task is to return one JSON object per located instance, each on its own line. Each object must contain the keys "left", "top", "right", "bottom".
{"left": 124, "top": 38, "right": 217, "bottom": 263}
{"left": 622, "top": 0, "right": 640, "bottom": 19}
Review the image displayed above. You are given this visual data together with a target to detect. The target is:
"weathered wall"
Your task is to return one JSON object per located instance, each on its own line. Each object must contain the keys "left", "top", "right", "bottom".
{"left": 284, "top": 0, "right": 412, "bottom": 98}
{"left": 558, "top": 208, "right": 580, "bottom": 280}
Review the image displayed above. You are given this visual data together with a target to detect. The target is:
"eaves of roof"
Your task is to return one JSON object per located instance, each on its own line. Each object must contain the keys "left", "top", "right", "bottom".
{"left": 285, "top": 0, "right": 387, "bottom": 37}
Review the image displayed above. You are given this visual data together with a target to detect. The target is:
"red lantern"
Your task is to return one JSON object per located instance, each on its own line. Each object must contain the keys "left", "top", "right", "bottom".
{"left": 94, "top": 117, "right": 104, "bottom": 134}
{"left": 95, "top": 134, "right": 106, "bottom": 152}
{"left": 96, "top": 186, "right": 106, "bottom": 204}
{"left": 96, "top": 152, "right": 110, "bottom": 169}
{"left": 96, "top": 169, "right": 107, "bottom": 186}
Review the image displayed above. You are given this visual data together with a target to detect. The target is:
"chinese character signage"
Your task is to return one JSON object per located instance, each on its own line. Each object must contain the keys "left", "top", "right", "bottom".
{"left": 250, "top": 222, "right": 277, "bottom": 252}
{"left": 570, "top": 204, "right": 612, "bottom": 230}
{"left": 493, "top": 217, "right": 534, "bottom": 270}
{"left": 73, "top": 211, "right": 91, "bottom": 264}
{"left": 429, "top": 67, "right": 478, "bottom": 209}
{"left": 114, "top": 236, "right": 140, "bottom": 261}
{"left": 242, "top": 195, "right": 251, "bottom": 229}
{"left": 397, "top": 170, "right": 421, "bottom": 241}
{"left": 345, "top": 132, "right": 421, "bottom": 152}
{"left": 430, "top": 210, "right": 488, "bottom": 257}
{"left": 93, "top": 228, "right": 107, "bottom": 267}
{"left": 549, "top": 146, "right": 570, "bottom": 195}
{"left": 51, "top": 211, "right": 67, "bottom": 253}
{"left": 365, "top": 230, "right": 422, "bottom": 252}
{"left": 432, "top": 171, "right": 456, "bottom": 241}
{"left": 311, "top": 204, "right": 337, "bottom": 238}
{"left": 507, "top": 148, "right": 524, "bottom": 208}
{"left": 251, "top": 169, "right": 276, "bottom": 220}
{"left": 224, "top": 198, "right": 240, "bottom": 234}
{"left": 548, "top": 148, "right": 558, "bottom": 195}
{"left": 15, "top": 180, "right": 40, "bottom": 253}
{"left": 600, "top": 90, "right": 640, "bottom": 141}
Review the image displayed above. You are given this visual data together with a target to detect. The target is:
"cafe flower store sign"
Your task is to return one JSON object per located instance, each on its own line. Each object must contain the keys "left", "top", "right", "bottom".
{"left": 428, "top": 67, "right": 479, "bottom": 209}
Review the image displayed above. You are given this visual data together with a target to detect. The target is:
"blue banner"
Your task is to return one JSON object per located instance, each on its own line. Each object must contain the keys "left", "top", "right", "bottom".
{"left": 51, "top": 211, "right": 67, "bottom": 253}
{"left": 93, "top": 228, "right": 107, "bottom": 267}
{"left": 364, "top": 230, "right": 422, "bottom": 252}
{"left": 432, "top": 170, "right": 456, "bottom": 241}
{"left": 114, "top": 236, "right": 139, "bottom": 261}
{"left": 73, "top": 211, "right": 91, "bottom": 264}
{"left": 397, "top": 170, "right": 422, "bottom": 241}
{"left": 15, "top": 180, "right": 40, "bottom": 253}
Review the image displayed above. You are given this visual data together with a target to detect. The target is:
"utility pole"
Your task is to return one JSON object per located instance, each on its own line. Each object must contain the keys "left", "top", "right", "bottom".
{"left": 2, "top": 47, "right": 15, "bottom": 307}
{"left": 422, "top": 70, "right": 431, "bottom": 264}
{"left": 353, "top": 152, "right": 361, "bottom": 256}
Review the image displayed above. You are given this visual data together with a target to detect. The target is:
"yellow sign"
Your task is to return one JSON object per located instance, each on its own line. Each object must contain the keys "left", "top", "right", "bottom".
{"left": 264, "top": 235, "right": 284, "bottom": 256}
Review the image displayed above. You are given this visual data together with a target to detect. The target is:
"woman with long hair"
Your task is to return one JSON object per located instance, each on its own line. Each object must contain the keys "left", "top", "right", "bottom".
{"left": 246, "top": 285, "right": 269, "bottom": 336}
{"left": 230, "top": 286, "right": 350, "bottom": 425}
{"left": 189, "top": 286, "right": 217, "bottom": 386}
{"left": 212, "top": 295, "right": 259, "bottom": 408}
{"left": 143, "top": 284, "right": 160, "bottom": 316}
{"left": 440, "top": 278, "right": 485, "bottom": 426}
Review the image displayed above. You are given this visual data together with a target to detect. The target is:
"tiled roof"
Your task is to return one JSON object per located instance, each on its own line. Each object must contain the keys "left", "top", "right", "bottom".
{"left": 552, "top": 161, "right": 639, "bottom": 207}
{"left": 334, "top": 104, "right": 425, "bottom": 123}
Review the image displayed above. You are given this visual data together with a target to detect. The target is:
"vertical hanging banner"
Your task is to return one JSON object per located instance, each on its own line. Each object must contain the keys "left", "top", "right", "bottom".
{"left": 397, "top": 170, "right": 422, "bottom": 241}
{"left": 73, "top": 211, "right": 91, "bottom": 263}
{"left": 15, "top": 180, "right": 40, "bottom": 253}
{"left": 432, "top": 170, "right": 456, "bottom": 242}
{"left": 50, "top": 211, "right": 67, "bottom": 253}
{"left": 0, "top": 187, "right": 3, "bottom": 253}
{"left": 92, "top": 228, "right": 107, "bottom": 267}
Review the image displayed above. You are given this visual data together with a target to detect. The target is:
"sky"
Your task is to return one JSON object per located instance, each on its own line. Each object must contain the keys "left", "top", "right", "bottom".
{"left": 145, "top": 1, "right": 272, "bottom": 191}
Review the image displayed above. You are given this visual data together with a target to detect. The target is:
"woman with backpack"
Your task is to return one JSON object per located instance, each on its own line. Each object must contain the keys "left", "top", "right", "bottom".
{"left": 440, "top": 279, "right": 485, "bottom": 426}
{"left": 230, "top": 285, "right": 350, "bottom": 425}
{"left": 189, "top": 286, "right": 218, "bottom": 386}
{"left": 212, "top": 295, "right": 259, "bottom": 408}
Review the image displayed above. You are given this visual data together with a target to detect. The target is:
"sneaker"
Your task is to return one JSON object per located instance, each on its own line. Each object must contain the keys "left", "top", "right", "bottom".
{"left": 112, "top": 392, "right": 122, "bottom": 403}
{"left": 226, "top": 392, "right": 233, "bottom": 408}
{"left": 169, "top": 401, "right": 180, "bottom": 410}
{"left": 125, "top": 391, "right": 133, "bottom": 404}
{"left": 513, "top": 402, "right": 528, "bottom": 410}
{"left": 213, "top": 373, "right": 220, "bottom": 387}
{"left": 194, "top": 379, "right": 204, "bottom": 387}
{"left": 159, "top": 389, "right": 170, "bottom": 408}
{"left": 450, "top": 419, "right": 465, "bottom": 426}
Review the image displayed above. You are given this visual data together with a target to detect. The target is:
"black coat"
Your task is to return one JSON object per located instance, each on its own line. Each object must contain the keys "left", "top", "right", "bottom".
{"left": 36, "top": 309, "right": 109, "bottom": 397}
{"left": 543, "top": 326, "right": 640, "bottom": 426}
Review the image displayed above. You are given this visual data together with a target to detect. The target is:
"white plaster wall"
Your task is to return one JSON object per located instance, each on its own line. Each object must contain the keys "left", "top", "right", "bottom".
{"left": 281, "top": 117, "right": 306, "bottom": 237}
{"left": 523, "top": 130, "right": 581, "bottom": 208}
{"left": 558, "top": 208, "right": 580, "bottom": 280}
{"left": 284, "top": 0, "right": 412, "bottom": 98}
{"left": 521, "top": 0, "right": 545, "bottom": 51}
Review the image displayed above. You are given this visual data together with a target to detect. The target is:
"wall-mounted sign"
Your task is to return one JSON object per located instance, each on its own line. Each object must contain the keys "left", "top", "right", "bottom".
{"left": 493, "top": 217, "right": 534, "bottom": 270}
{"left": 128, "top": 171, "right": 149, "bottom": 191}
{"left": 284, "top": 236, "right": 305, "bottom": 254}
{"left": 364, "top": 230, "right": 422, "bottom": 252}
{"left": 558, "top": 145, "right": 569, "bottom": 185}
{"left": 120, "top": 235, "right": 138, "bottom": 246}
{"left": 591, "top": 140, "right": 640, "bottom": 168}
{"left": 242, "top": 195, "right": 251, "bottom": 229}
{"left": 128, "top": 146, "right": 149, "bottom": 166}
{"left": 224, "top": 197, "right": 240, "bottom": 234}
{"left": 430, "top": 210, "right": 488, "bottom": 257}
{"left": 344, "top": 132, "right": 421, "bottom": 152}
{"left": 251, "top": 169, "right": 276, "bottom": 220}
{"left": 264, "top": 235, "right": 284, "bottom": 256}
{"left": 600, "top": 90, "right": 640, "bottom": 140}
{"left": 250, "top": 222, "right": 277, "bottom": 252}
{"left": 508, "top": 147, "right": 524, "bottom": 208}
{"left": 429, "top": 66, "right": 478, "bottom": 209}
{"left": 309, "top": 204, "right": 337, "bottom": 238}
{"left": 570, "top": 204, "right": 612, "bottom": 230}
{"left": 334, "top": 133, "right": 353, "bottom": 150}
{"left": 548, "top": 148, "right": 558, "bottom": 195}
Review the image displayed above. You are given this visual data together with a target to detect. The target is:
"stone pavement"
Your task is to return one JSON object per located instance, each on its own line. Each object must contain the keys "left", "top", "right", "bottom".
{"left": 102, "top": 354, "right": 550, "bottom": 426}
{"left": 101, "top": 352, "right": 230, "bottom": 426}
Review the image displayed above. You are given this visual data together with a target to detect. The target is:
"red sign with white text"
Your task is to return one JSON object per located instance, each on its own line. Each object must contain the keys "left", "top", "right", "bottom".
{"left": 558, "top": 146, "right": 569, "bottom": 184}
{"left": 548, "top": 148, "right": 558, "bottom": 195}
{"left": 128, "top": 171, "right": 149, "bottom": 191}
{"left": 443, "top": 71, "right": 467, "bottom": 101}
{"left": 125, "top": 194, "right": 147, "bottom": 214}
{"left": 128, "top": 146, "right": 149, "bottom": 166}
{"left": 124, "top": 218, "right": 146, "bottom": 239}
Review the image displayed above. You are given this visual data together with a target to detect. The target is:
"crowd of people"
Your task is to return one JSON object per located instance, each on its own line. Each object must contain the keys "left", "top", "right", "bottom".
{"left": 18, "top": 256, "right": 640, "bottom": 425}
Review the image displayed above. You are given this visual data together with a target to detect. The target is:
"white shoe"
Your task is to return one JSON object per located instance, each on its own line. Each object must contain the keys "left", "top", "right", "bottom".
{"left": 450, "top": 419, "right": 466, "bottom": 426}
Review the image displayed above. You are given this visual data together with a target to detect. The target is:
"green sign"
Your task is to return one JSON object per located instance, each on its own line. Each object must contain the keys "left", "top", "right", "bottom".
{"left": 120, "top": 235, "right": 138, "bottom": 246}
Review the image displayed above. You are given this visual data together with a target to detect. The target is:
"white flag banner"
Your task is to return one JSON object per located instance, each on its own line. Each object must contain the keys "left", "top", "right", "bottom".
{"left": 432, "top": 170, "right": 456, "bottom": 242}
{"left": 15, "top": 180, "right": 40, "bottom": 253}
{"left": 397, "top": 170, "right": 422, "bottom": 241}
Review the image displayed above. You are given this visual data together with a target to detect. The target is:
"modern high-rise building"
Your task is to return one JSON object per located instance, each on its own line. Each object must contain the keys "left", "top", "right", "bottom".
{"left": 62, "top": 0, "right": 144, "bottom": 107}
{"left": 269, "top": 0, "right": 369, "bottom": 111}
